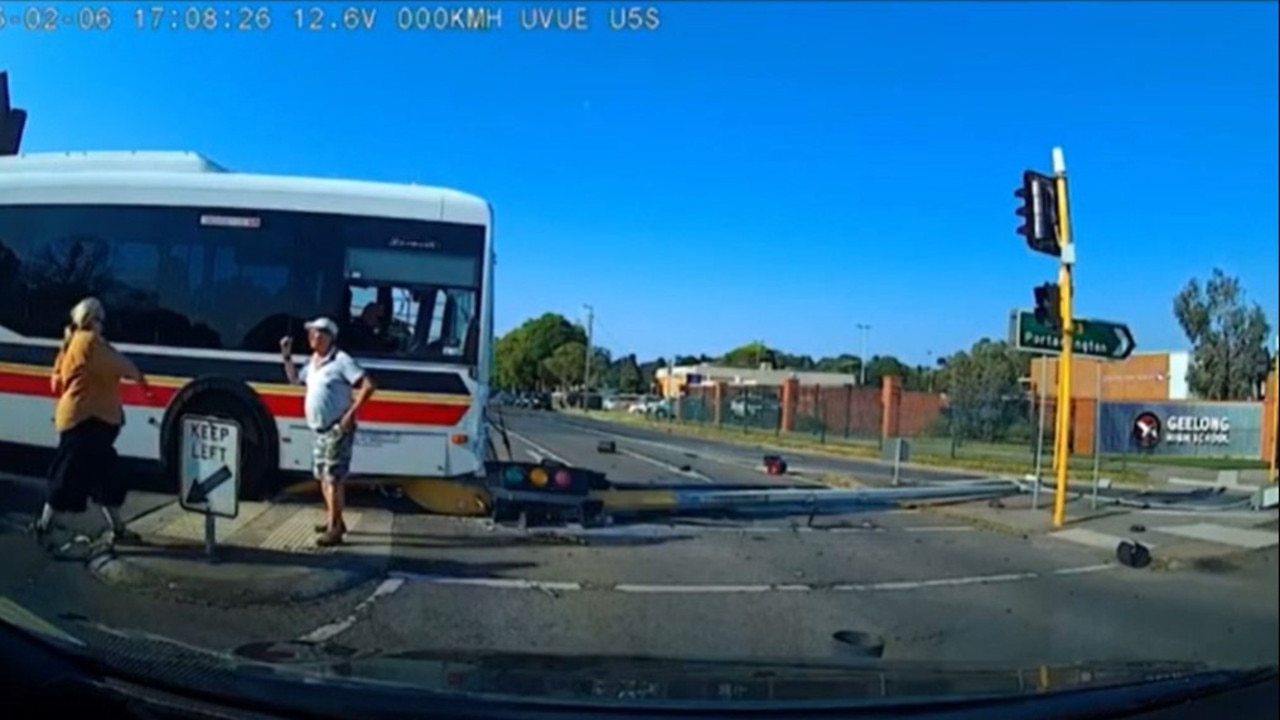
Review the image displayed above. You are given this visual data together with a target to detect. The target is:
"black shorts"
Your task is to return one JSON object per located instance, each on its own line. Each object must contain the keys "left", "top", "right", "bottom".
{"left": 46, "top": 417, "right": 126, "bottom": 513}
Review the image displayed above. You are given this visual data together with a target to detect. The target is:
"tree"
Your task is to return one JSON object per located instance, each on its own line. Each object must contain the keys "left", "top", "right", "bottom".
{"left": 616, "top": 354, "right": 643, "bottom": 393}
{"left": 940, "top": 339, "right": 1031, "bottom": 442}
{"left": 1174, "top": 269, "right": 1272, "bottom": 400}
{"left": 638, "top": 357, "right": 667, "bottom": 394}
{"left": 494, "top": 313, "right": 587, "bottom": 390}
{"left": 542, "top": 342, "right": 586, "bottom": 389}
{"left": 863, "top": 355, "right": 911, "bottom": 387}
{"left": 721, "top": 341, "right": 774, "bottom": 368}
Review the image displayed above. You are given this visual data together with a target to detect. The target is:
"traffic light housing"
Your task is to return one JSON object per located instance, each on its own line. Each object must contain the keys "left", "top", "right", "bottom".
{"left": 1015, "top": 170, "right": 1060, "bottom": 257}
{"left": 1034, "top": 282, "right": 1062, "bottom": 328}
{"left": 0, "top": 72, "right": 26, "bottom": 157}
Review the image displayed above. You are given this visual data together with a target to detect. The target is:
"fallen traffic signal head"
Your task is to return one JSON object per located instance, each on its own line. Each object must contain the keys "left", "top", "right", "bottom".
{"left": 1015, "top": 170, "right": 1060, "bottom": 257}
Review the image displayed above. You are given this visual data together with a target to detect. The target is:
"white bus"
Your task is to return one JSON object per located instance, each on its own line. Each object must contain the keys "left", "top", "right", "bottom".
{"left": 0, "top": 151, "right": 495, "bottom": 498}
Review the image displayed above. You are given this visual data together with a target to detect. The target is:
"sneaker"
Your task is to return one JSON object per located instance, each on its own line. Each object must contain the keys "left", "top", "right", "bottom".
{"left": 315, "top": 529, "right": 344, "bottom": 547}
{"left": 314, "top": 520, "right": 347, "bottom": 534}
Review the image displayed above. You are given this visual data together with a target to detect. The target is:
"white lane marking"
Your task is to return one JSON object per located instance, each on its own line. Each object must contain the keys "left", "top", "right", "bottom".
{"left": 561, "top": 424, "right": 750, "bottom": 468}
{"left": 391, "top": 574, "right": 581, "bottom": 592}
{"left": 525, "top": 449, "right": 543, "bottom": 462}
{"left": 296, "top": 577, "right": 405, "bottom": 644}
{"left": 1051, "top": 563, "right": 1115, "bottom": 576}
{"left": 833, "top": 572, "right": 1038, "bottom": 591}
{"left": 903, "top": 525, "right": 974, "bottom": 533}
{"left": 389, "top": 564, "right": 1115, "bottom": 594}
{"left": 619, "top": 448, "right": 713, "bottom": 483}
{"left": 556, "top": 422, "right": 854, "bottom": 487}
{"left": 615, "top": 583, "right": 811, "bottom": 593}
{"left": 505, "top": 429, "right": 570, "bottom": 465}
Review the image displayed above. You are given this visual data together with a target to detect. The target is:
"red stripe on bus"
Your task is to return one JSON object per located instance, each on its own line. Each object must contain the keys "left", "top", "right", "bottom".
{"left": 0, "top": 371, "right": 471, "bottom": 427}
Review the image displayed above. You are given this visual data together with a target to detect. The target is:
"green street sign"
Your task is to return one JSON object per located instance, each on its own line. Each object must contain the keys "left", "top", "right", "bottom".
{"left": 1009, "top": 309, "right": 1136, "bottom": 360}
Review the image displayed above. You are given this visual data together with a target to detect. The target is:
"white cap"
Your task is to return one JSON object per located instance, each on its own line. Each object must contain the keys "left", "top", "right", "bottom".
{"left": 304, "top": 317, "right": 339, "bottom": 338}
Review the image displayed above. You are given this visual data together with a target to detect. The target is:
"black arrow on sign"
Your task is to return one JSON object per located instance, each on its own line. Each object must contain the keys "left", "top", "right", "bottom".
{"left": 185, "top": 465, "right": 233, "bottom": 505}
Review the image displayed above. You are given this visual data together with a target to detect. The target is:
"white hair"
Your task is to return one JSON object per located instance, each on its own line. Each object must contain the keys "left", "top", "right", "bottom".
{"left": 65, "top": 297, "right": 105, "bottom": 339}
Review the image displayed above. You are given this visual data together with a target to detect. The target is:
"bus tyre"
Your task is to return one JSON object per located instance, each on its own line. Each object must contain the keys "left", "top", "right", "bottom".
{"left": 160, "top": 376, "right": 280, "bottom": 502}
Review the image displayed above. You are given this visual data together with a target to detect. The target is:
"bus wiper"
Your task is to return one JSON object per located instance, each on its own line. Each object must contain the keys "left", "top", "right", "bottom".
{"left": 488, "top": 406, "right": 514, "bottom": 461}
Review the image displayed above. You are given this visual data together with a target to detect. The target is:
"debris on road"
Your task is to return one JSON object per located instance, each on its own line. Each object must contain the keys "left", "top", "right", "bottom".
{"left": 763, "top": 455, "right": 788, "bottom": 475}
{"left": 1116, "top": 540, "right": 1152, "bottom": 569}
{"left": 832, "top": 630, "right": 886, "bottom": 658}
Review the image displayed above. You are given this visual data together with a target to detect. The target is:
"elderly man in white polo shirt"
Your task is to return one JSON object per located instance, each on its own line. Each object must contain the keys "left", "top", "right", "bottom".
{"left": 280, "top": 317, "right": 377, "bottom": 546}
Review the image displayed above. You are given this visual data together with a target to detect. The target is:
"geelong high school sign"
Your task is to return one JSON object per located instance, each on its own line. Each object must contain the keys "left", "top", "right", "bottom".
{"left": 1163, "top": 414, "right": 1232, "bottom": 446}
{"left": 1099, "top": 402, "right": 1263, "bottom": 459}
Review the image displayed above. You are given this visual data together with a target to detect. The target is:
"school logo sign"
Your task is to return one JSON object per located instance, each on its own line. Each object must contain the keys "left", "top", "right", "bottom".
{"left": 1132, "top": 411, "right": 1162, "bottom": 450}
{"left": 1102, "top": 402, "right": 1261, "bottom": 458}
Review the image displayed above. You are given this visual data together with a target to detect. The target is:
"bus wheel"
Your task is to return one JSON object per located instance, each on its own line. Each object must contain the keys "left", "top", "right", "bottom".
{"left": 159, "top": 376, "right": 281, "bottom": 501}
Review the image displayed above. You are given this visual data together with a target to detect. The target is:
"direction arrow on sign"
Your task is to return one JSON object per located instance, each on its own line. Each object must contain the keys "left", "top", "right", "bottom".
{"left": 1009, "top": 309, "right": 1136, "bottom": 360}
{"left": 185, "top": 465, "right": 233, "bottom": 505}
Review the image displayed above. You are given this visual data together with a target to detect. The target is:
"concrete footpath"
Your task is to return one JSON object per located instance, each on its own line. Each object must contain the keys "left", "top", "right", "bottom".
{"left": 0, "top": 468, "right": 396, "bottom": 608}
{"left": 85, "top": 496, "right": 394, "bottom": 605}
{"left": 917, "top": 491, "right": 1280, "bottom": 571}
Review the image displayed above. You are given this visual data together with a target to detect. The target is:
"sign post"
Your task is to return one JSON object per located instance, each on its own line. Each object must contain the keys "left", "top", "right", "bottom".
{"left": 1271, "top": 335, "right": 1279, "bottom": 484}
{"left": 178, "top": 415, "right": 241, "bottom": 560}
{"left": 1031, "top": 359, "right": 1048, "bottom": 511}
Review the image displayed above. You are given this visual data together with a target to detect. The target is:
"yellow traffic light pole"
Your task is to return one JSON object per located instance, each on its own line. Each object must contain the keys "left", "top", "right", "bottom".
{"left": 1270, "top": 342, "right": 1278, "bottom": 483}
{"left": 1051, "top": 148, "right": 1075, "bottom": 528}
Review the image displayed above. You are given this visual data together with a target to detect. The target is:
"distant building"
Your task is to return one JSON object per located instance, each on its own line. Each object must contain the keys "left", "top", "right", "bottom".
{"left": 1029, "top": 350, "right": 1191, "bottom": 401}
{"left": 655, "top": 363, "right": 865, "bottom": 398}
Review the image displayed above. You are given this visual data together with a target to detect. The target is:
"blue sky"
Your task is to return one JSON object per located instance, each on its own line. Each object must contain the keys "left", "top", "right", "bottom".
{"left": 6, "top": 1, "right": 1277, "bottom": 365}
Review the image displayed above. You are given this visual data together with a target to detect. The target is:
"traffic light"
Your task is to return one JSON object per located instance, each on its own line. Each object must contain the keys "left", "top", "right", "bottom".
{"left": 1034, "top": 282, "right": 1062, "bottom": 328}
{"left": 1015, "top": 170, "right": 1060, "bottom": 257}
{"left": 0, "top": 72, "right": 26, "bottom": 157}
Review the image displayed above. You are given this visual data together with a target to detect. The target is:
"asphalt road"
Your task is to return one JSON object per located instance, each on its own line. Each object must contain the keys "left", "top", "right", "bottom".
{"left": 503, "top": 409, "right": 987, "bottom": 487}
{"left": 0, "top": 411, "right": 1275, "bottom": 677}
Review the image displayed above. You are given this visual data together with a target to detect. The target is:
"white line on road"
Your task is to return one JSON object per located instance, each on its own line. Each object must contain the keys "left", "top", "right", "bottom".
{"left": 505, "top": 429, "right": 570, "bottom": 465}
{"left": 903, "top": 525, "right": 975, "bottom": 533}
{"left": 296, "top": 577, "right": 405, "bottom": 644}
{"left": 389, "top": 563, "right": 1116, "bottom": 595}
{"left": 554, "top": 422, "right": 847, "bottom": 486}
{"left": 1050, "top": 563, "right": 1115, "bottom": 576}
{"left": 619, "top": 448, "right": 713, "bottom": 483}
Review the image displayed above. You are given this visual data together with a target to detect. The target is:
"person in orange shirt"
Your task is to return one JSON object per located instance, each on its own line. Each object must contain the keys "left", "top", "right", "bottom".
{"left": 32, "top": 297, "right": 155, "bottom": 549}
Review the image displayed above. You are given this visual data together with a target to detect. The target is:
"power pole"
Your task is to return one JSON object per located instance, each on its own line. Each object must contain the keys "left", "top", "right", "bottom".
{"left": 582, "top": 304, "right": 594, "bottom": 396}
{"left": 856, "top": 324, "right": 871, "bottom": 385}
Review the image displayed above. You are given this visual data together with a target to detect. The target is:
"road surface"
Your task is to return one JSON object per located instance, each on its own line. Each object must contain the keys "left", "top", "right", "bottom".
{"left": 506, "top": 409, "right": 986, "bottom": 487}
{"left": 0, "top": 409, "right": 1275, "bottom": 673}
